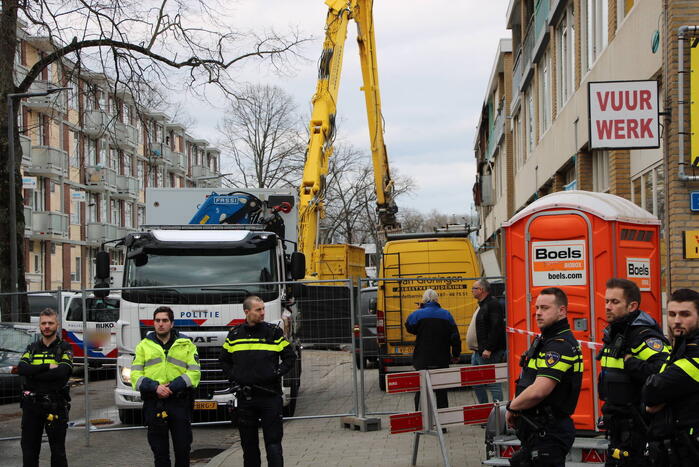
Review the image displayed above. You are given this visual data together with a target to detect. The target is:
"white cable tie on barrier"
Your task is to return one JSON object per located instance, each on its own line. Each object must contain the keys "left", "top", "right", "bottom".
{"left": 506, "top": 326, "right": 603, "bottom": 350}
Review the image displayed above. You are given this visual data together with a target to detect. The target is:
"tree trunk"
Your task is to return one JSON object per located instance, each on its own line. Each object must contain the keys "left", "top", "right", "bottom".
{"left": 0, "top": 1, "right": 30, "bottom": 322}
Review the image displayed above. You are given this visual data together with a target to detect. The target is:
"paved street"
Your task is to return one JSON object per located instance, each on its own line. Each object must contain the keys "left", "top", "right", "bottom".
{"left": 0, "top": 350, "right": 491, "bottom": 466}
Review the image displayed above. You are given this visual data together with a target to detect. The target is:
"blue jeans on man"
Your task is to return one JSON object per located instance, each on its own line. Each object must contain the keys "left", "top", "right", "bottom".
{"left": 471, "top": 349, "right": 505, "bottom": 404}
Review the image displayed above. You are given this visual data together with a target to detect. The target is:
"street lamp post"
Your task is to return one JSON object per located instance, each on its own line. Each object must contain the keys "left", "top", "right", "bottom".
{"left": 7, "top": 87, "right": 70, "bottom": 321}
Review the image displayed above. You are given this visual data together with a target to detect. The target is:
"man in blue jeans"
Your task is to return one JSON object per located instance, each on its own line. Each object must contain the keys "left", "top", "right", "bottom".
{"left": 471, "top": 279, "right": 506, "bottom": 403}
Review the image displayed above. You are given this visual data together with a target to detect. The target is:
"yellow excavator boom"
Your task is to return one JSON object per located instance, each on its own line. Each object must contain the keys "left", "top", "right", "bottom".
{"left": 298, "top": 0, "right": 400, "bottom": 278}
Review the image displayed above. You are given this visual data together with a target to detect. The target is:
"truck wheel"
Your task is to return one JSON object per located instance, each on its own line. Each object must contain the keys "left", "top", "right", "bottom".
{"left": 118, "top": 408, "right": 142, "bottom": 425}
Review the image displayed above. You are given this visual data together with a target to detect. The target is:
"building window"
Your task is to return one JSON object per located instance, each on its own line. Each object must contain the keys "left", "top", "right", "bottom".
{"left": 582, "top": 0, "right": 609, "bottom": 71}
{"left": 527, "top": 91, "right": 535, "bottom": 153}
{"left": 631, "top": 163, "right": 664, "bottom": 223}
{"left": 99, "top": 139, "right": 107, "bottom": 165}
{"left": 70, "top": 195, "right": 81, "bottom": 225}
{"left": 556, "top": 4, "right": 575, "bottom": 108}
{"left": 100, "top": 195, "right": 107, "bottom": 223}
{"left": 514, "top": 114, "right": 525, "bottom": 172}
{"left": 538, "top": 49, "right": 551, "bottom": 137}
{"left": 86, "top": 194, "right": 96, "bottom": 223}
{"left": 592, "top": 151, "right": 610, "bottom": 192}
{"left": 616, "top": 0, "right": 634, "bottom": 28}
{"left": 137, "top": 161, "right": 144, "bottom": 190}
{"left": 563, "top": 164, "right": 577, "bottom": 190}
{"left": 70, "top": 131, "right": 80, "bottom": 167}
{"left": 123, "top": 153, "right": 132, "bottom": 177}
{"left": 32, "top": 181, "right": 44, "bottom": 211}
{"left": 87, "top": 138, "right": 97, "bottom": 166}
{"left": 137, "top": 206, "right": 145, "bottom": 227}
{"left": 111, "top": 199, "right": 120, "bottom": 225}
{"left": 68, "top": 81, "right": 79, "bottom": 110}
{"left": 71, "top": 253, "right": 81, "bottom": 282}
{"left": 109, "top": 148, "right": 119, "bottom": 172}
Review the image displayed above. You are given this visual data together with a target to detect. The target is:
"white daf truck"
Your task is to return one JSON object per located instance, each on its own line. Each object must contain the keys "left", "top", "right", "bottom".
{"left": 94, "top": 188, "right": 305, "bottom": 424}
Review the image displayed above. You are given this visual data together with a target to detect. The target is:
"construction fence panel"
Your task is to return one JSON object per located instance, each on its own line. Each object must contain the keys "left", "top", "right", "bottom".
{"left": 356, "top": 276, "right": 508, "bottom": 418}
{"left": 0, "top": 289, "right": 76, "bottom": 441}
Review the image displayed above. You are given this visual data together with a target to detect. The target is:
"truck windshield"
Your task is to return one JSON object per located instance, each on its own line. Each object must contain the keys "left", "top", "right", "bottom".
{"left": 123, "top": 248, "right": 278, "bottom": 304}
{"left": 66, "top": 298, "right": 120, "bottom": 323}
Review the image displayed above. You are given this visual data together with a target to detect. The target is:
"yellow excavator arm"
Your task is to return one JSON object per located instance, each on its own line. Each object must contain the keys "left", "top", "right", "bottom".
{"left": 298, "top": 0, "right": 400, "bottom": 277}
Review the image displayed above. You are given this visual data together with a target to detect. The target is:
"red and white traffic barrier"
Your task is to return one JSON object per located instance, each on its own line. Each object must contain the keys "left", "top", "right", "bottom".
{"left": 386, "top": 364, "right": 507, "bottom": 435}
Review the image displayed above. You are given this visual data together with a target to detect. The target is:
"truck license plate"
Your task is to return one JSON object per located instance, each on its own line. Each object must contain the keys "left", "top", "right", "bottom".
{"left": 394, "top": 345, "right": 414, "bottom": 354}
{"left": 193, "top": 401, "right": 217, "bottom": 410}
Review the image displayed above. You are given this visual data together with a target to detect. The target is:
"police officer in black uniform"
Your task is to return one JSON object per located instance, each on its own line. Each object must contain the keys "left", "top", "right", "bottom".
{"left": 598, "top": 278, "right": 670, "bottom": 466}
{"left": 220, "top": 295, "right": 296, "bottom": 467}
{"left": 642, "top": 288, "right": 699, "bottom": 466}
{"left": 505, "top": 287, "right": 583, "bottom": 467}
{"left": 18, "top": 308, "right": 73, "bottom": 467}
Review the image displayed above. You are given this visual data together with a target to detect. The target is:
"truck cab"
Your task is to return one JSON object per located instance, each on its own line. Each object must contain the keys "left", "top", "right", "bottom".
{"left": 99, "top": 188, "right": 305, "bottom": 423}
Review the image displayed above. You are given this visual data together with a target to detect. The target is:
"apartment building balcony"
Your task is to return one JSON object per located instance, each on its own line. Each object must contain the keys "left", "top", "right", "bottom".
{"left": 19, "top": 135, "right": 32, "bottom": 166}
{"left": 114, "top": 121, "right": 138, "bottom": 150}
{"left": 23, "top": 80, "right": 67, "bottom": 115}
{"left": 486, "top": 104, "right": 506, "bottom": 161}
{"left": 170, "top": 151, "right": 187, "bottom": 174}
{"left": 83, "top": 110, "right": 113, "bottom": 137}
{"left": 86, "top": 222, "right": 119, "bottom": 245}
{"left": 29, "top": 212, "right": 69, "bottom": 240}
{"left": 149, "top": 142, "right": 167, "bottom": 165}
{"left": 519, "top": 0, "right": 550, "bottom": 92}
{"left": 162, "top": 145, "right": 180, "bottom": 168}
{"left": 114, "top": 174, "right": 139, "bottom": 200}
{"left": 23, "top": 146, "right": 68, "bottom": 179}
{"left": 511, "top": 50, "right": 523, "bottom": 113}
{"left": 23, "top": 206, "right": 33, "bottom": 233}
{"left": 191, "top": 164, "right": 215, "bottom": 180}
{"left": 84, "top": 166, "right": 117, "bottom": 192}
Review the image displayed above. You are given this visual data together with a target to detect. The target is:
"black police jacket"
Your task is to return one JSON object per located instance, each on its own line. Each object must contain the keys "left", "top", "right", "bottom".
{"left": 598, "top": 310, "right": 670, "bottom": 406}
{"left": 18, "top": 337, "right": 73, "bottom": 395}
{"left": 515, "top": 318, "right": 583, "bottom": 417}
{"left": 220, "top": 321, "right": 296, "bottom": 394}
{"left": 643, "top": 329, "right": 699, "bottom": 430}
{"left": 475, "top": 295, "right": 506, "bottom": 354}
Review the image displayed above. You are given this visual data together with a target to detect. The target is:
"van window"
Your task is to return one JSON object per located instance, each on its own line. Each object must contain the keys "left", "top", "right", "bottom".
{"left": 66, "top": 298, "right": 120, "bottom": 322}
{"left": 28, "top": 295, "right": 58, "bottom": 317}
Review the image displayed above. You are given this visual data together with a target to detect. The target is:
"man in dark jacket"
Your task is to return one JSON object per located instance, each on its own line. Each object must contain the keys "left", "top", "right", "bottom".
{"left": 18, "top": 308, "right": 73, "bottom": 467}
{"left": 643, "top": 288, "right": 699, "bottom": 466}
{"left": 405, "top": 289, "right": 461, "bottom": 411}
{"left": 599, "top": 278, "right": 670, "bottom": 466}
{"left": 471, "top": 278, "right": 506, "bottom": 403}
{"left": 220, "top": 295, "right": 296, "bottom": 467}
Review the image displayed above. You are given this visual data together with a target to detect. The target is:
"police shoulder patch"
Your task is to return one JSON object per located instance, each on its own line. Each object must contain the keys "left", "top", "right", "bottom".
{"left": 645, "top": 337, "right": 663, "bottom": 351}
{"left": 544, "top": 351, "right": 561, "bottom": 367}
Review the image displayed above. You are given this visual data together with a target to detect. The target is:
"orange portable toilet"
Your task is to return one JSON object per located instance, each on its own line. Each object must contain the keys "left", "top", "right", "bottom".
{"left": 503, "top": 190, "right": 661, "bottom": 431}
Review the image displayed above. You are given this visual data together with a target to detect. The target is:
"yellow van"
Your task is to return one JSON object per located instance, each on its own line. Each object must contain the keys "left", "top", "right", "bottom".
{"left": 376, "top": 232, "right": 481, "bottom": 390}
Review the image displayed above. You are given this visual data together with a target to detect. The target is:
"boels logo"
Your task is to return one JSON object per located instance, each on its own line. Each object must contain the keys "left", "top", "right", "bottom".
{"left": 626, "top": 257, "right": 651, "bottom": 291}
{"left": 534, "top": 247, "right": 583, "bottom": 260}
{"left": 531, "top": 240, "right": 587, "bottom": 286}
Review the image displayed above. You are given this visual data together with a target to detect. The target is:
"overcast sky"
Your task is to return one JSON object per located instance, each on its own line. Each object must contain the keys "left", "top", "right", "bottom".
{"left": 178, "top": 1, "right": 510, "bottom": 216}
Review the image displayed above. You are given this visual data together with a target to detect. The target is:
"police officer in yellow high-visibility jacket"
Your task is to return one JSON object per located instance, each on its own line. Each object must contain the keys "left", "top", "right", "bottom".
{"left": 643, "top": 289, "right": 699, "bottom": 466}
{"left": 131, "top": 306, "right": 200, "bottom": 467}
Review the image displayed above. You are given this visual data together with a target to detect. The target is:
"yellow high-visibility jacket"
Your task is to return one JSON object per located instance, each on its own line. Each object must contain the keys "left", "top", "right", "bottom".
{"left": 131, "top": 330, "right": 200, "bottom": 394}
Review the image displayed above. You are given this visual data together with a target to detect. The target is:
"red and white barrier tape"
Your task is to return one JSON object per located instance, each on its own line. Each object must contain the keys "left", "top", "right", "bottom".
{"left": 506, "top": 326, "right": 603, "bottom": 350}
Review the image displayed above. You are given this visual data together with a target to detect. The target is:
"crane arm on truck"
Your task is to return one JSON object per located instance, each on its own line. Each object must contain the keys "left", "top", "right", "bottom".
{"left": 298, "top": 0, "right": 400, "bottom": 277}
{"left": 189, "top": 191, "right": 294, "bottom": 241}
